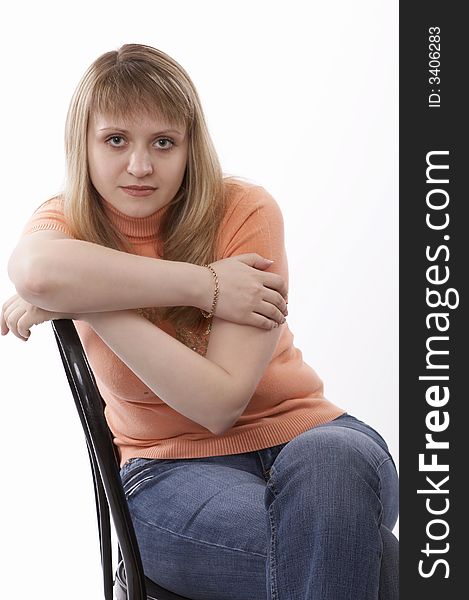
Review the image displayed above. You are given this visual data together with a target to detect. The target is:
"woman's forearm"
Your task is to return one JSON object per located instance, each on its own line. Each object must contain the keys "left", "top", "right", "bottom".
{"left": 14, "top": 239, "right": 210, "bottom": 314}
{"left": 84, "top": 310, "right": 238, "bottom": 435}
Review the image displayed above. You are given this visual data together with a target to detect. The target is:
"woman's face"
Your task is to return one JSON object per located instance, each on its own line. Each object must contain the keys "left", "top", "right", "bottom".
{"left": 87, "top": 110, "right": 189, "bottom": 218}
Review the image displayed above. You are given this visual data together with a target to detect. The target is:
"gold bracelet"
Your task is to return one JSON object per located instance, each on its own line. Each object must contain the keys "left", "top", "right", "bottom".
{"left": 201, "top": 264, "right": 219, "bottom": 318}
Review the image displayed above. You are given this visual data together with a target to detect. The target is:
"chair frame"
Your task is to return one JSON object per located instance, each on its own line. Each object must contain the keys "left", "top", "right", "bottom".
{"left": 51, "top": 319, "right": 190, "bottom": 600}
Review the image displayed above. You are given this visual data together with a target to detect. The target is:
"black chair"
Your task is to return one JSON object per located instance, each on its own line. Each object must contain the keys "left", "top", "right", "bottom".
{"left": 51, "top": 319, "right": 192, "bottom": 600}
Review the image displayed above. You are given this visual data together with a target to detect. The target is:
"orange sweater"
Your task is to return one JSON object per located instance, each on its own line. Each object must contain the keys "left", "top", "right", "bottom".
{"left": 22, "top": 179, "right": 344, "bottom": 466}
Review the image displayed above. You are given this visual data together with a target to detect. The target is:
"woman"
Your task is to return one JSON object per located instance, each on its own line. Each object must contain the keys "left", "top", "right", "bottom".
{"left": 1, "top": 44, "right": 398, "bottom": 599}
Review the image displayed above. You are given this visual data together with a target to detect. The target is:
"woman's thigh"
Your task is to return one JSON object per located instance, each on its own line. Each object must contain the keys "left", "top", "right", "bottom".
{"left": 268, "top": 413, "right": 399, "bottom": 531}
{"left": 120, "top": 454, "right": 271, "bottom": 600}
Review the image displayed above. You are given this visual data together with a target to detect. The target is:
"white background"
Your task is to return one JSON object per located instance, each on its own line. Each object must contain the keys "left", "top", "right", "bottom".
{"left": 0, "top": 1, "right": 398, "bottom": 597}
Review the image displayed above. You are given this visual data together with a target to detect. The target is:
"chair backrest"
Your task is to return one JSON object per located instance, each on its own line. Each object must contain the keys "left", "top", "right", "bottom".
{"left": 51, "top": 319, "right": 148, "bottom": 600}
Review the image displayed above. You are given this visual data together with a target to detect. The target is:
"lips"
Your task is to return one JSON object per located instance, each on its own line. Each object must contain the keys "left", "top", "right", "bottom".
{"left": 122, "top": 186, "right": 156, "bottom": 190}
{"left": 120, "top": 186, "right": 157, "bottom": 197}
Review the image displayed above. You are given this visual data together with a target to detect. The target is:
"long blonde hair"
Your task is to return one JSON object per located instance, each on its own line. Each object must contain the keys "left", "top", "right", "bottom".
{"left": 62, "top": 43, "right": 228, "bottom": 332}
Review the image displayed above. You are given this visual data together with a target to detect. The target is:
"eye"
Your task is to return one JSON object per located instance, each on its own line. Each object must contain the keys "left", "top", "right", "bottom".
{"left": 106, "top": 135, "right": 126, "bottom": 147}
{"left": 155, "top": 138, "right": 174, "bottom": 150}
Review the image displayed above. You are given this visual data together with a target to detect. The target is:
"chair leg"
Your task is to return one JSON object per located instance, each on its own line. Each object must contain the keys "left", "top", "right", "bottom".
{"left": 88, "top": 444, "right": 114, "bottom": 600}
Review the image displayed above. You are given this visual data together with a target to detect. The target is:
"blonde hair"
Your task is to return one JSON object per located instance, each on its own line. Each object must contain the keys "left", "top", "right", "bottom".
{"left": 62, "top": 43, "right": 229, "bottom": 332}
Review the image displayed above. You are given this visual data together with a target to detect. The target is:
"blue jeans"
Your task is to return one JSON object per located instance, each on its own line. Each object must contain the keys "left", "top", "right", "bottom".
{"left": 119, "top": 413, "right": 399, "bottom": 599}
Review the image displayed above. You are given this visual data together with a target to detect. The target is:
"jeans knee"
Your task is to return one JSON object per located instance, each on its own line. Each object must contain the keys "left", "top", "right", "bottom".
{"left": 271, "top": 425, "right": 390, "bottom": 497}
{"left": 278, "top": 426, "right": 366, "bottom": 468}
{"left": 266, "top": 425, "right": 399, "bottom": 537}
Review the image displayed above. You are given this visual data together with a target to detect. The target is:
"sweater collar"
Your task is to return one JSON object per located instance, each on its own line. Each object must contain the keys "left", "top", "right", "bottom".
{"left": 100, "top": 196, "right": 171, "bottom": 240}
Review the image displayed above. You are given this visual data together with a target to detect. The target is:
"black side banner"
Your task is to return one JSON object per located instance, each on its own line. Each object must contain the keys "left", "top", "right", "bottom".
{"left": 400, "top": 2, "right": 466, "bottom": 596}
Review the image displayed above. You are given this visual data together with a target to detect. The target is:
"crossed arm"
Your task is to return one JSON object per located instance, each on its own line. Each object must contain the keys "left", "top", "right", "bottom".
{"left": 6, "top": 227, "right": 286, "bottom": 434}
{"left": 82, "top": 309, "right": 282, "bottom": 434}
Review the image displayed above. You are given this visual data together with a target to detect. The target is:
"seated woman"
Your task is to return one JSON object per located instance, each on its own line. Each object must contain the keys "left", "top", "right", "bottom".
{"left": 2, "top": 43, "right": 399, "bottom": 599}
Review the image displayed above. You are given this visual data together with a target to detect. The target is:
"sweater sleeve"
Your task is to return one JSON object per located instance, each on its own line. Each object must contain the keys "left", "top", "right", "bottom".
{"left": 219, "top": 185, "right": 289, "bottom": 294}
{"left": 20, "top": 196, "right": 76, "bottom": 238}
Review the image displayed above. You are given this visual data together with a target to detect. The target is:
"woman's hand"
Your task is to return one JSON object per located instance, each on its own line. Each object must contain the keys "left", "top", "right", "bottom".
{"left": 199, "top": 254, "right": 289, "bottom": 330}
{"left": 0, "top": 293, "right": 77, "bottom": 341}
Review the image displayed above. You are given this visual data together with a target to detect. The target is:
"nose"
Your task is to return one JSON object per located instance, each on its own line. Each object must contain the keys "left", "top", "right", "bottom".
{"left": 126, "top": 147, "right": 154, "bottom": 178}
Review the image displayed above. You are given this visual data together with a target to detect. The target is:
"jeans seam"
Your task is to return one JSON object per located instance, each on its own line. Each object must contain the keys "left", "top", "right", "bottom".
{"left": 376, "top": 458, "right": 387, "bottom": 572}
{"left": 266, "top": 476, "right": 279, "bottom": 600}
{"left": 376, "top": 456, "right": 393, "bottom": 479}
{"left": 131, "top": 511, "right": 268, "bottom": 559}
{"left": 268, "top": 504, "right": 279, "bottom": 600}
{"left": 256, "top": 450, "right": 275, "bottom": 482}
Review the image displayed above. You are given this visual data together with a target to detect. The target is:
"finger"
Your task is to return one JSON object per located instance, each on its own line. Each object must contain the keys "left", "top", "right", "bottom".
{"left": 232, "top": 253, "right": 276, "bottom": 272}
{"left": 17, "top": 313, "right": 32, "bottom": 339}
{"left": 1, "top": 296, "right": 18, "bottom": 333}
{"left": 262, "top": 288, "right": 288, "bottom": 316}
{"left": 4, "top": 306, "right": 29, "bottom": 341}
{"left": 249, "top": 312, "right": 281, "bottom": 330}
{"left": 257, "top": 300, "right": 287, "bottom": 326}
{"left": 1, "top": 306, "right": 9, "bottom": 335}
{"left": 1, "top": 302, "right": 14, "bottom": 335}
{"left": 262, "top": 272, "right": 288, "bottom": 300}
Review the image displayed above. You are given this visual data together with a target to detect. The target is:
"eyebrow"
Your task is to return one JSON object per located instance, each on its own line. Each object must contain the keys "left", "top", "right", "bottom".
{"left": 98, "top": 127, "right": 184, "bottom": 136}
